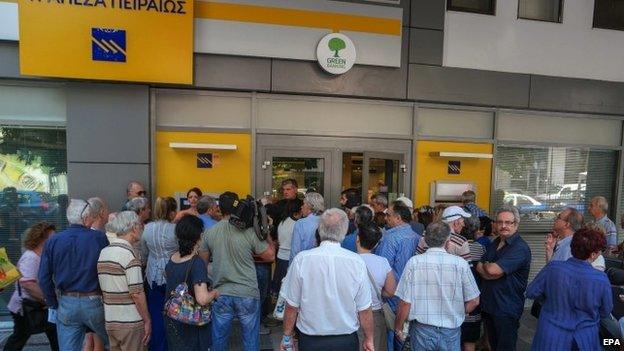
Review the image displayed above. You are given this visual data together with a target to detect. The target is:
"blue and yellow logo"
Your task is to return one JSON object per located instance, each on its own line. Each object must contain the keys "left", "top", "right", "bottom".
{"left": 91, "top": 28, "right": 126, "bottom": 62}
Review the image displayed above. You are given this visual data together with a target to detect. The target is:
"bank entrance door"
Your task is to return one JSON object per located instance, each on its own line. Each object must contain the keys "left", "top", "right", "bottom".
{"left": 342, "top": 152, "right": 405, "bottom": 204}
{"left": 258, "top": 148, "right": 333, "bottom": 201}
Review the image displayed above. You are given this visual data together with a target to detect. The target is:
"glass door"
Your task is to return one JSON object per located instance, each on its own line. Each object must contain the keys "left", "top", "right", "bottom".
{"left": 362, "top": 152, "right": 405, "bottom": 204}
{"left": 260, "top": 149, "right": 332, "bottom": 201}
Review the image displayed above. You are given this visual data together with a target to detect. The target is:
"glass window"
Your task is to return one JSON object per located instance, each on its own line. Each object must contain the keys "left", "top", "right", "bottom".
{"left": 594, "top": 0, "right": 624, "bottom": 31}
{"left": 494, "top": 145, "right": 618, "bottom": 231}
{"left": 447, "top": 0, "right": 496, "bottom": 15}
{"left": 0, "top": 126, "right": 67, "bottom": 312}
{"left": 518, "top": 0, "right": 562, "bottom": 23}
{"left": 271, "top": 157, "right": 324, "bottom": 197}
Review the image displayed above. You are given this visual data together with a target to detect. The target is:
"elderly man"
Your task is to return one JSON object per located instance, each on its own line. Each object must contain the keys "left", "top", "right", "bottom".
{"left": 290, "top": 192, "right": 325, "bottom": 261}
{"left": 123, "top": 181, "right": 146, "bottom": 210}
{"left": 589, "top": 196, "right": 617, "bottom": 251}
{"left": 396, "top": 196, "right": 425, "bottom": 236}
{"left": 476, "top": 205, "right": 531, "bottom": 351}
{"left": 370, "top": 193, "right": 388, "bottom": 228}
{"left": 415, "top": 205, "right": 470, "bottom": 260}
{"left": 125, "top": 196, "right": 151, "bottom": 224}
{"left": 88, "top": 197, "right": 109, "bottom": 232}
{"left": 545, "top": 207, "right": 584, "bottom": 262}
{"left": 39, "top": 199, "right": 110, "bottom": 350}
{"left": 461, "top": 190, "right": 488, "bottom": 218}
{"left": 197, "top": 195, "right": 219, "bottom": 231}
{"left": 97, "top": 211, "right": 150, "bottom": 351}
{"left": 394, "top": 221, "right": 480, "bottom": 351}
{"left": 281, "top": 208, "right": 374, "bottom": 351}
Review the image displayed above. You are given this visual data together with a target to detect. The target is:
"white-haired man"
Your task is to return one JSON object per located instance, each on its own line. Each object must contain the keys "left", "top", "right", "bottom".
{"left": 39, "top": 199, "right": 110, "bottom": 350}
{"left": 589, "top": 196, "right": 617, "bottom": 252}
{"left": 98, "top": 211, "right": 151, "bottom": 351}
{"left": 415, "top": 205, "right": 471, "bottom": 260}
{"left": 281, "top": 208, "right": 374, "bottom": 351}
{"left": 290, "top": 192, "right": 325, "bottom": 261}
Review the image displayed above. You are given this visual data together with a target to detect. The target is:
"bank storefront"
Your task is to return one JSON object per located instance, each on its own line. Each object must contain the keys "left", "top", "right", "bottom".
{"left": 0, "top": 0, "right": 623, "bottom": 312}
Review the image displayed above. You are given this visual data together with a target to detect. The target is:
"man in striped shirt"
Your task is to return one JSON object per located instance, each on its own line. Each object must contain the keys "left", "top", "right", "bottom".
{"left": 415, "top": 206, "right": 471, "bottom": 260}
{"left": 97, "top": 211, "right": 151, "bottom": 351}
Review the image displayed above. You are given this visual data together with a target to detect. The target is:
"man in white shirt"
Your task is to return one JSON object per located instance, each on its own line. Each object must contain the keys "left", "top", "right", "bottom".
{"left": 395, "top": 221, "right": 480, "bottom": 351}
{"left": 281, "top": 208, "right": 374, "bottom": 351}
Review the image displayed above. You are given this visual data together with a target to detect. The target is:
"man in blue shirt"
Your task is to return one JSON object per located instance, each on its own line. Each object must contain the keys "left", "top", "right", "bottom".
{"left": 39, "top": 198, "right": 110, "bottom": 351}
{"left": 476, "top": 205, "right": 531, "bottom": 351}
{"left": 545, "top": 207, "right": 584, "bottom": 262}
{"left": 197, "top": 195, "right": 219, "bottom": 231}
{"left": 290, "top": 192, "right": 325, "bottom": 261}
{"left": 589, "top": 196, "right": 618, "bottom": 251}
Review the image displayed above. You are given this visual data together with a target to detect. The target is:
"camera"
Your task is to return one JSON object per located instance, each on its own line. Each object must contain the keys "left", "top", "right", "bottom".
{"left": 229, "top": 195, "right": 270, "bottom": 241}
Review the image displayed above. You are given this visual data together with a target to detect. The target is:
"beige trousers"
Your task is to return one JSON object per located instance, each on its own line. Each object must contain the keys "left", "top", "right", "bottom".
{"left": 107, "top": 327, "right": 146, "bottom": 351}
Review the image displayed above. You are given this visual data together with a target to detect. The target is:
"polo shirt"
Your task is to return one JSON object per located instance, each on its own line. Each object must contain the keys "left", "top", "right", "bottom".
{"left": 596, "top": 215, "right": 618, "bottom": 247}
{"left": 282, "top": 241, "right": 372, "bottom": 336}
{"left": 480, "top": 233, "right": 531, "bottom": 319}
{"left": 289, "top": 214, "right": 320, "bottom": 261}
{"left": 97, "top": 238, "right": 144, "bottom": 330}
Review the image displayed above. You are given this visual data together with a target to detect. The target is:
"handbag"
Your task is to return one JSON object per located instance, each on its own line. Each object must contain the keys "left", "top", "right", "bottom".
{"left": 365, "top": 268, "right": 396, "bottom": 330}
{"left": 18, "top": 282, "right": 47, "bottom": 334}
{"left": 273, "top": 277, "right": 287, "bottom": 320}
{"left": 164, "top": 256, "right": 211, "bottom": 326}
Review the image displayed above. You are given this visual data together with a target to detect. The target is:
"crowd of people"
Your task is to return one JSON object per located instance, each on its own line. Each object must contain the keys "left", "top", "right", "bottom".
{"left": 2, "top": 179, "right": 622, "bottom": 351}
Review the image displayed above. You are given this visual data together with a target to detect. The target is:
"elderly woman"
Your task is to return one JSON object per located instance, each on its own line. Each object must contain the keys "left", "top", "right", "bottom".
{"left": 5, "top": 222, "right": 59, "bottom": 351}
{"left": 140, "top": 197, "right": 178, "bottom": 351}
{"left": 289, "top": 192, "right": 325, "bottom": 261}
{"left": 126, "top": 196, "right": 151, "bottom": 224}
{"left": 527, "top": 227, "right": 613, "bottom": 351}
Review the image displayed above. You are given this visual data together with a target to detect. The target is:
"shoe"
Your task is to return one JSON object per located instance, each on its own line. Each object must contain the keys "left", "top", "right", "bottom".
{"left": 259, "top": 325, "right": 271, "bottom": 335}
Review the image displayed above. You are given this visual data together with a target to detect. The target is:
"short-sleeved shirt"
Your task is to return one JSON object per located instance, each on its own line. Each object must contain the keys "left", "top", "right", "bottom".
{"left": 415, "top": 232, "right": 470, "bottom": 260}
{"left": 360, "top": 253, "right": 391, "bottom": 310}
{"left": 290, "top": 214, "right": 320, "bottom": 261}
{"left": 97, "top": 238, "right": 144, "bottom": 330}
{"left": 202, "top": 219, "right": 268, "bottom": 298}
{"left": 551, "top": 235, "right": 573, "bottom": 262}
{"left": 480, "top": 233, "right": 531, "bottom": 319}
{"left": 396, "top": 247, "right": 480, "bottom": 329}
{"left": 596, "top": 215, "right": 618, "bottom": 246}
{"left": 165, "top": 256, "right": 210, "bottom": 300}
{"left": 8, "top": 250, "right": 41, "bottom": 314}
{"left": 277, "top": 217, "right": 296, "bottom": 261}
{"left": 282, "top": 241, "right": 371, "bottom": 335}
{"left": 198, "top": 214, "right": 218, "bottom": 232}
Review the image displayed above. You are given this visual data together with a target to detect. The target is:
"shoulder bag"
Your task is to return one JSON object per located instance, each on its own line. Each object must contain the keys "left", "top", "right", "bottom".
{"left": 365, "top": 268, "right": 396, "bottom": 330}
{"left": 18, "top": 282, "right": 47, "bottom": 334}
{"left": 164, "top": 256, "right": 212, "bottom": 326}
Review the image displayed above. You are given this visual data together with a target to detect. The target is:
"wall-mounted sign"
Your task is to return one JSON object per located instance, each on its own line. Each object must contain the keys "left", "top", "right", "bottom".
{"left": 197, "top": 153, "right": 213, "bottom": 168}
{"left": 316, "top": 33, "right": 356, "bottom": 75}
{"left": 448, "top": 160, "right": 461, "bottom": 175}
{"left": 18, "top": 0, "right": 194, "bottom": 84}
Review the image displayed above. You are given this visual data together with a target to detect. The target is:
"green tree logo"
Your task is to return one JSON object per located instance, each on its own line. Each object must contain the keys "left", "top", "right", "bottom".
{"left": 328, "top": 37, "right": 346, "bottom": 58}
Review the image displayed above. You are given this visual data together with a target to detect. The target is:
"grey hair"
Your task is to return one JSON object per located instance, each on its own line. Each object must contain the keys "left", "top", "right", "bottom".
{"left": 87, "top": 197, "right": 106, "bottom": 218}
{"left": 126, "top": 181, "right": 143, "bottom": 194}
{"left": 304, "top": 192, "right": 325, "bottom": 215}
{"left": 371, "top": 193, "right": 388, "bottom": 207}
{"left": 496, "top": 205, "right": 520, "bottom": 225}
{"left": 104, "top": 212, "right": 118, "bottom": 233}
{"left": 107, "top": 211, "right": 141, "bottom": 237}
{"left": 563, "top": 207, "right": 584, "bottom": 232}
{"left": 126, "top": 196, "right": 149, "bottom": 214}
{"left": 591, "top": 196, "right": 608, "bottom": 214}
{"left": 66, "top": 199, "right": 89, "bottom": 225}
{"left": 197, "top": 195, "right": 217, "bottom": 215}
{"left": 462, "top": 190, "right": 476, "bottom": 204}
{"left": 424, "top": 221, "right": 451, "bottom": 248}
{"left": 318, "top": 208, "right": 349, "bottom": 243}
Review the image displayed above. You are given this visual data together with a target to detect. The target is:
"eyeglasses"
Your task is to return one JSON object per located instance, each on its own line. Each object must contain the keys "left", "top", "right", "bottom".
{"left": 555, "top": 213, "right": 566, "bottom": 221}
{"left": 495, "top": 220, "right": 516, "bottom": 226}
{"left": 80, "top": 201, "right": 91, "bottom": 218}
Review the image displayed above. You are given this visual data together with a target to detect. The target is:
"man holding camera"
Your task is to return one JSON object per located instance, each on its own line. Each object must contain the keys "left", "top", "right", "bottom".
{"left": 201, "top": 192, "right": 275, "bottom": 351}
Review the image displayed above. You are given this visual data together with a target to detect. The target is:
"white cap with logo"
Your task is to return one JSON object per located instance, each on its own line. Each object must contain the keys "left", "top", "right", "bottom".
{"left": 396, "top": 196, "right": 413, "bottom": 210}
{"left": 441, "top": 205, "right": 471, "bottom": 222}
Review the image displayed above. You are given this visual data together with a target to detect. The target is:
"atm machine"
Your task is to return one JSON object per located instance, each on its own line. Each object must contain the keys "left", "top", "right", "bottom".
{"left": 429, "top": 181, "right": 476, "bottom": 206}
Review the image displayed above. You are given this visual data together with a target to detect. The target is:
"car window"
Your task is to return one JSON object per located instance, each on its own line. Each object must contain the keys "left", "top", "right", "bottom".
{"left": 17, "top": 193, "right": 31, "bottom": 204}
{"left": 516, "top": 196, "right": 534, "bottom": 206}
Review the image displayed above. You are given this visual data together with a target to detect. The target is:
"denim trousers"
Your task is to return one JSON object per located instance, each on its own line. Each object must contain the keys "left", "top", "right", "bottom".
{"left": 56, "top": 295, "right": 108, "bottom": 351}
{"left": 409, "top": 321, "right": 460, "bottom": 351}
{"left": 147, "top": 282, "right": 169, "bottom": 351}
{"left": 255, "top": 262, "right": 271, "bottom": 316}
{"left": 211, "top": 295, "right": 260, "bottom": 351}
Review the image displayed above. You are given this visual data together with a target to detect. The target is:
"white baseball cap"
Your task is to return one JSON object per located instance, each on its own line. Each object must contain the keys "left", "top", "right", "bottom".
{"left": 441, "top": 205, "right": 471, "bottom": 222}
{"left": 396, "top": 196, "right": 413, "bottom": 210}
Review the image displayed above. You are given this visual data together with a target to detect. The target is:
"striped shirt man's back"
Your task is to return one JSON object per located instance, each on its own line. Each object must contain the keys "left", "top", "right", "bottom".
{"left": 97, "top": 238, "right": 144, "bottom": 330}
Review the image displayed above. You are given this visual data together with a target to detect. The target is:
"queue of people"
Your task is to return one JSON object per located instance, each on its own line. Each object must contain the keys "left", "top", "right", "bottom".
{"left": 1, "top": 178, "right": 621, "bottom": 351}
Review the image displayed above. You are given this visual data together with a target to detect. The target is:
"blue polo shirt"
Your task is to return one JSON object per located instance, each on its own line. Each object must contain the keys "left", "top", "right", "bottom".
{"left": 480, "top": 233, "right": 531, "bottom": 319}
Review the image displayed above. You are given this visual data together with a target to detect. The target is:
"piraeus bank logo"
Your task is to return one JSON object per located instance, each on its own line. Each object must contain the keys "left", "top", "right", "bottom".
{"left": 91, "top": 28, "right": 126, "bottom": 62}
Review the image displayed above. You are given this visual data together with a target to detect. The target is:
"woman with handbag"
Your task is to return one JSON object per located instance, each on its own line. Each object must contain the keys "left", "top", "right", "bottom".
{"left": 164, "top": 215, "right": 219, "bottom": 351}
{"left": 4, "top": 222, "right": 58, "bottom": 351}
{"left": 356, "top": 221, "right": 397, "bottom": 351}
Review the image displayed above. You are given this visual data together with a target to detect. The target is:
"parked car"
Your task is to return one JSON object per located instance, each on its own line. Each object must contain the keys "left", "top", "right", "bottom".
{"left": 503, "top": 193, "right": 555, "bottom": 220}
{"left": 0, "top": 190, "right": 59, "bottom": 220}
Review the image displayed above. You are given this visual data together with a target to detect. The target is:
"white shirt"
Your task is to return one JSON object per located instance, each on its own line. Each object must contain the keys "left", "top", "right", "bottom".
{"left": 395, "top": 247, "right": 480, "bottom": 329}
{"left": 282, "top": 241, "right": 372, "bottom": 335}
{"left": 360, "top": 253, "right": 392, "bottom": 310}
{"left": 277, "top": 217, "right": 296, "bottom": 261}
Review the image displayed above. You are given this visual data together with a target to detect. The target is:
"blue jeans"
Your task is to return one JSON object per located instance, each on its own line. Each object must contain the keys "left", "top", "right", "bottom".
{"left": 56, "top": 295, "right": 108, "bottom": 351}
{"left": 211, "top": 295, "right": 260, "bottom": 351}
{"left": 147, "top": 282, "right": 169, "bottom": 351}
{"left": 409, "top": 321, "right": 460, "bottom": 351}
{"left": 255, "top": 263, "right": 271, "bottom": 317}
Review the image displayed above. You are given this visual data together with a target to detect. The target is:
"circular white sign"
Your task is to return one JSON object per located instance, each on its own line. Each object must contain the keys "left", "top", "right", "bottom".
{"left": 316, "top": 33, "right": 356, "bottom": 75}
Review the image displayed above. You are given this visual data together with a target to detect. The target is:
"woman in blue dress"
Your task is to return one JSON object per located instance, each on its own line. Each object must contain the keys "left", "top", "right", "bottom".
{"left": 527, "top": 226, "right": 613, "bottom": 351}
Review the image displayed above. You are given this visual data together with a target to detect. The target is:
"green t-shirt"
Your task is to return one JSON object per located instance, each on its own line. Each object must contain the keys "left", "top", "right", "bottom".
{"left": 202, "top": 219, "right": 269, "bottom": 298}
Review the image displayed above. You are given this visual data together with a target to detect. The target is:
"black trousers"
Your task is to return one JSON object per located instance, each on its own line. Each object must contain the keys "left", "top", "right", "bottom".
{"left": 298, "top": 331, "right": 358, "bottom": 351}
{"left": 3, "top": 312, "right": 59, "bottom": 351}
{"left": 482, "top": 312, "right": 520, "bottom": 351}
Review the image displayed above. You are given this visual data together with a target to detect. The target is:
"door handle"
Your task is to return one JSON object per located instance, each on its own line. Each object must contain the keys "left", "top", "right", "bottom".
{"left": 261, "top": 161, "right": 271, "bottom": 169}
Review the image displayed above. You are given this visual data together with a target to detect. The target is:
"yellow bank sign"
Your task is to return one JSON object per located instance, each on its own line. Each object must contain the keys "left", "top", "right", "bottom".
{"left": 18, "top": 0, "right": 193, "bottom": 84}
